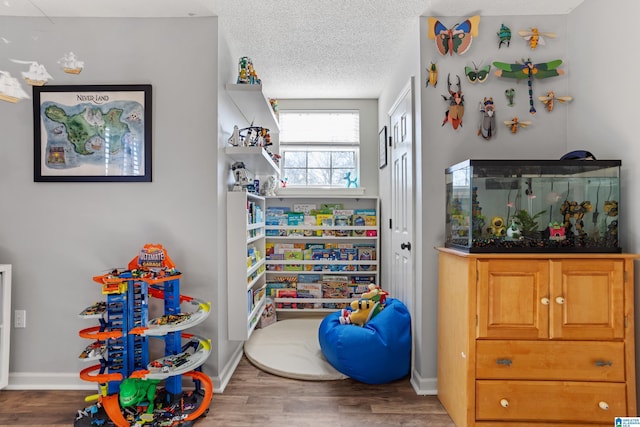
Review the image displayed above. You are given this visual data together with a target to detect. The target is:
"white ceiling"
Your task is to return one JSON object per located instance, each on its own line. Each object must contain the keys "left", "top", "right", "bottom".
{"left": 0, "top": 0, "right": 584, "bottom": 99}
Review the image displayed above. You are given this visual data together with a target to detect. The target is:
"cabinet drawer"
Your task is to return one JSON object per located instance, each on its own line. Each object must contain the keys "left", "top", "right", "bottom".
{"left": 477, "top": 340, "right": 625, "bottom": 381}
{"left": 476, "top": 380, "right": 626, "bottom": 423}
{"left": 475, "top": 422, "right": 612, "bottom": 427}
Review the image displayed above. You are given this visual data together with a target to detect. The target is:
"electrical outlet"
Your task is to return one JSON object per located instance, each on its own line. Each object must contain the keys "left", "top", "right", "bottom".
{"left": 14, "top": 310, "right": 26, "bottom": 328}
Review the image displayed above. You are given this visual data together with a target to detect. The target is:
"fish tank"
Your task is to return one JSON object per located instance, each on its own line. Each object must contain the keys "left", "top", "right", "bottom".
{"left": 445, "top": 159, "right": 621, "bottom": 253}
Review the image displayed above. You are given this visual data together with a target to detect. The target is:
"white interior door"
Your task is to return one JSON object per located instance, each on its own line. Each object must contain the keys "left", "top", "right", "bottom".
{"left": 389, "top": 79, "right": 414, "bottom": 314}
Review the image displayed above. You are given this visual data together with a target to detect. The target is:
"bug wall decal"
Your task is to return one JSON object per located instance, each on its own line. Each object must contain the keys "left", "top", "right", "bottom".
{"left": 427, "top": 15, "right": 480, "bottom": 56}
{"left": 505, "top": 88, "right": 515, "bottom": 106}
{"left": 493, "top": 58, "right": 564, "bottom": 114}
{"left": 478, "top": 97, "right": 496, "bottom": 140}
{"left": 465, "top": 62, "right": 491, "bottom": 84}
{"left": 497, "top": 23, "right": 511, "bottom": 48}
{"left": 518, "top": 27, "right": 557, "bottom": 49}
{"left": 441, "top": 74, "right": 464, "bottom": 130}
{"left": 426, "top": 62, "right": 438, "bottom": 87}
{"left": 504, "top": 117, "right": 532, "bottom": 133}
{"left": 538, "top": 91, "right": 572, "bottom": 112}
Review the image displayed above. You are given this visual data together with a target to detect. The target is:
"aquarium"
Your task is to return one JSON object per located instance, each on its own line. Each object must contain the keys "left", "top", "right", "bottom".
{"left": 445, "top": 159, "right": 621, "bottom": 253}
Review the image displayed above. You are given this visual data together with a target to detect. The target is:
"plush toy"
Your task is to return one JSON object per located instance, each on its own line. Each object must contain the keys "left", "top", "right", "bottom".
{"left": 339, "top": 284, "right": 388, "bottom": 326}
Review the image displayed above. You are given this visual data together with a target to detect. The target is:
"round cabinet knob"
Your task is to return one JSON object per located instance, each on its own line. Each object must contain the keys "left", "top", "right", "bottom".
{"left": 555, "top": 296, "right": 565, "bottom": 305}
{"left": 541, "top": 297, "right": 550, "bottom": 305}
{"left": 599, "top": 401, "right": 609, "bottom": 410}
{"left": 500, "top": 399, "right": 509, "bottom": 408}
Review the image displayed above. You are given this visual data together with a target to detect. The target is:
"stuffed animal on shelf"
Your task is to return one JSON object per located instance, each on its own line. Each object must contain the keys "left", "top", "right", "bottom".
{"left": 260, "top": 175, "right": 278, "bottom": 197}
{"left": 339, "top": 284, "right": 388, "bottom": 326}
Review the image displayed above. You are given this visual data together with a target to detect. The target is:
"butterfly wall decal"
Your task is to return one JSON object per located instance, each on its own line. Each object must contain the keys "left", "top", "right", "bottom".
{"left": 465, "top": 62, "right": 491, "bottom": 84}
{"left": 427, "top": 15, "right": 480, "bottom": 56}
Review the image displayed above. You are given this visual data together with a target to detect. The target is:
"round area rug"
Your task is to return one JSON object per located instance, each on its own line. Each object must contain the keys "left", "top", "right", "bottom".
{"left": 244, "top": 317, "right": 348, "bottom": 381}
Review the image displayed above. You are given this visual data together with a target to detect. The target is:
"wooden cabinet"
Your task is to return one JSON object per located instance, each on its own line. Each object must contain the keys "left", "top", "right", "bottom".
{"left": 0, "top": 265, "right": 11, "bottom": 389}
{"left": 227, "top": 192, "right": 267, "bottom": 341}
{"left": 436, "top": 248, "right": 637, "bottom": 427}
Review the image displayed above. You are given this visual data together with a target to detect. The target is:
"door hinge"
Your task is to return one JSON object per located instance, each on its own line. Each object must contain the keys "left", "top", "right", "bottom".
{"left": 389, "top": 218, "right": 392, "bottom": 229}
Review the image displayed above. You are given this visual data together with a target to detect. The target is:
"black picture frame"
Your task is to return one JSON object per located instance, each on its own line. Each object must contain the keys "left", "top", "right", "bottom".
{"left": 378, "top": 126, "right": 387, "bottom": 169}
{"left": 33, "top": 84, "right": 152, "bottom": 182}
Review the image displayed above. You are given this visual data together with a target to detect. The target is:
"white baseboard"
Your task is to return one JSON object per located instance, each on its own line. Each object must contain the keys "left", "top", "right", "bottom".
{"left": 6, "top": 351, "right": 244, "bottom": 393}
{"left": 410, "top": 369, "right": 438, "bottom": 395}
{"left": 212, "top": 344, "right": 243, "bottom": 393}
{"left": 7, "top": 372, "right": 93, "bottom": 390}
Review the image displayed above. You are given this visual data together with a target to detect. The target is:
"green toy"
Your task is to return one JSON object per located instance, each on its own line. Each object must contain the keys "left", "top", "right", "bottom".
{"left": 119, "top": 378, "right": 160, "bottom": 413}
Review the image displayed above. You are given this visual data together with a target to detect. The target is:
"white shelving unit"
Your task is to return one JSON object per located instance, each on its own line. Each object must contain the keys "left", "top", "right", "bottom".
{"left": 227, "top": 192, "right": 267, "bottom": 340}
{"left": 0, "top": 264, "right": 11, "bottom": 389}
{"left": 225, "top": 84, "right": 279, "bottom": 132}
{"left": 224, "top": 83, "right": 280, "bottom": 178}
{"left": 224, "top": 146, "right": 280, "bottom": 176}
{"left": 265, "top": 196, "right": 380, "bottom": 312}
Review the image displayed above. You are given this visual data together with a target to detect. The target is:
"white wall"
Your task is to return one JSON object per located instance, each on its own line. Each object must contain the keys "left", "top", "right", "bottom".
{"left": 377, "top": 18, "right": 427, "bottom": 390}
{"left": 215, "top": 30, "right": 256, "bottom": 389}
{"left": 0, "top": 17, "right": 220, "bottom": 388}
{"left": 379, "top": 14, "right": 571, "bottom": 393}
{"left": 567, "top": 0, "right": 640, "bottom": 404}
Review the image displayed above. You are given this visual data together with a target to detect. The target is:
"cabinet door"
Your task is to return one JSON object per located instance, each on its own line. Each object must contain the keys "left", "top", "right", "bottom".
{"left": 549, "top": 259, "right": 624, "bottom": 340}
{"left": 477, "top": 259, "right": 549, "bottom": 339}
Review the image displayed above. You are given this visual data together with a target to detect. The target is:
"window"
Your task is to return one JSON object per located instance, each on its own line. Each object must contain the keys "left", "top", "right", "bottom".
{"left": 279, "top": 110, "right": 359, "bottom": 187}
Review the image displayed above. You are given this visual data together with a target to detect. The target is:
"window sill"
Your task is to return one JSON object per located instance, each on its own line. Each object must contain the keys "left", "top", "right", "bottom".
{"left": 274, "top": 187, "right": 366, "bottom": 197}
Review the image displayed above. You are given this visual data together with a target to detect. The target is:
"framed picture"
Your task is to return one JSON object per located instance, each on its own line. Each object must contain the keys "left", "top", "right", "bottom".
{"left": 378, "top": 126, "right": 388, "bottom": 169}
{"left": 33, "top": 84, "right": 152, "bottom": 182}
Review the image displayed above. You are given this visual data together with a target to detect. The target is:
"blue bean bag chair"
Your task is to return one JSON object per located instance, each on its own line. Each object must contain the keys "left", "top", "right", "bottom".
{"left": 318, "top": 297, "right": 411, "bottom": 384}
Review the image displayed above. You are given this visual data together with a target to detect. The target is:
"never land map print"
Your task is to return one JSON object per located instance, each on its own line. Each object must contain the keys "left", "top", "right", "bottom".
{"left": 37, "top": 87, "right": 148, "bottom": 178}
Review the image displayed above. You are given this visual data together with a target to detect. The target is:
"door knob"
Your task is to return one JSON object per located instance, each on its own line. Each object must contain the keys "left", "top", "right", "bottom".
{"left": 401, "top": 242, "right": 411, "bottom": 250}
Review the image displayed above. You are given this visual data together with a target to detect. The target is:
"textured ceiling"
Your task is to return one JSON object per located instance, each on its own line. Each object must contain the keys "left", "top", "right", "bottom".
{"left": 1, "top": 0, "right": 585, "bottom": 99}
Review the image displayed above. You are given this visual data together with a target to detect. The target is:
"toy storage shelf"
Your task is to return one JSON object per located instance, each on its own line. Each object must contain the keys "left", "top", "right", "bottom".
{"left": 225, "top": 146, "right": 280, "bottom": 176}
{"left": 227, "top": 191, "right": 267, "bottom": 341}
{"left": 225, "top": 83, "right": 279, "bottom": 133}
{"left": 265, "top": 196, "right": 380, "bottom": 313}
{"left": 0, "top": 265, "right": 11, "bottom": 389}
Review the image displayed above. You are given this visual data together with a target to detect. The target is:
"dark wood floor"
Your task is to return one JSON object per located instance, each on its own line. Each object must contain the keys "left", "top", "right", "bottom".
{"left": 0, "top": 356, "right": 455, "bottom": 426}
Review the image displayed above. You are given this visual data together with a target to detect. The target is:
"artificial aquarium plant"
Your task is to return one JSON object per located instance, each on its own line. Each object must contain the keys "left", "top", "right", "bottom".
{"left": 512, "top": 209, "right": 546, "bottom": 238}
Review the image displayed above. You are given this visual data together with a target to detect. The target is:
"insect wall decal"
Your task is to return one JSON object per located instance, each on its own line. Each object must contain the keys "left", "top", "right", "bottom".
{"left": 518, "top": 27, "right": 557, "bottom": 49}
{"left": 426, "top": 62, "right": 438, "bottom": 87}
{"left": 497, "top": 23, "right": 511, "bottom": 48}
{"left": 505, "top": 88, "right": 515, "bottom": 106}
{"left": 478, "top": 97, "right": 496, "bottom": 140}
{"left": 441, "top": 74, "right": 464, "bottom": 130}
{"left": 493, "top": 58, "right": 564, "bottom": 114}
{"left": 504, "top": 117, "right": 532, "bottom": 134}
{"left": 427, "top": 15, "right": 480, "bottom": 56}
{"left": 465, "top": 62, "right": 491, "bottom": 84}
{"left": 538, "top": 91, "right": 572, "bottom": 112}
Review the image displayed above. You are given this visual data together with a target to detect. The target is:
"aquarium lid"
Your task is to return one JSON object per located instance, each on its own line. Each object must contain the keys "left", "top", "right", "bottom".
{"left": 446, "top": 159, "right": 621, "bottom": 176}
